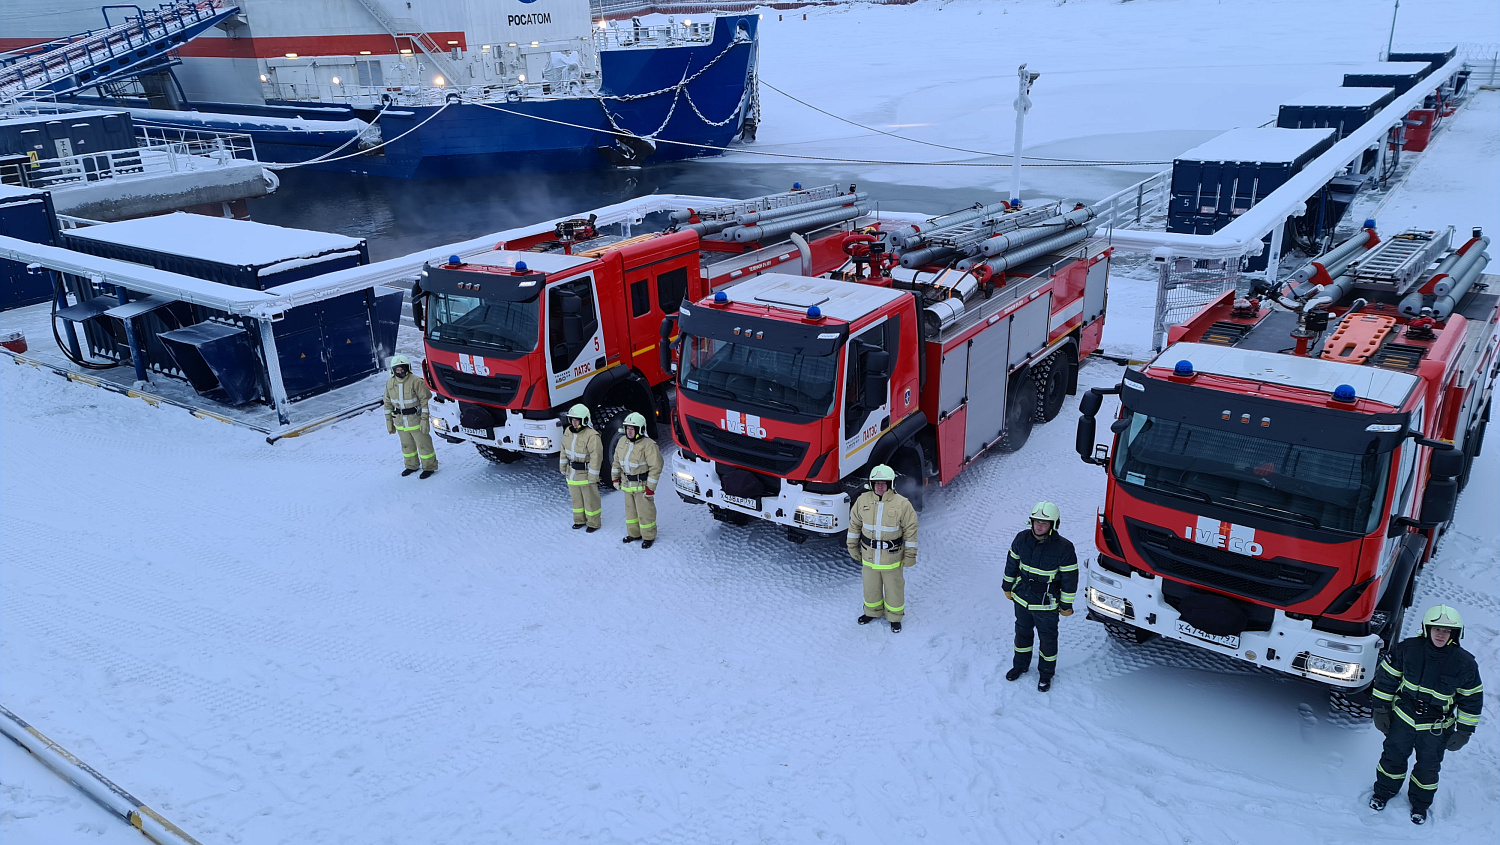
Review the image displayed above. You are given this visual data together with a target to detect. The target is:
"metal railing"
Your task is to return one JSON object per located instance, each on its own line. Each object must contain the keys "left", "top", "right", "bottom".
{"left": 1090, "top": 170, "right": 1171, "bottom": 233}
{"left": 589, "top": 0, "right": 913, "bottom": 16}
{"left": 593, "top": 20, "right": 715, "bottom": 50}
{"left": 7, "top": 125, "right": 256, "bottom": 190}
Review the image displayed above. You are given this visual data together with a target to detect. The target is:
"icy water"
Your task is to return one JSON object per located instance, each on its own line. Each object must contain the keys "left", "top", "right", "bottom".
{"left": 245, "top": 130, "right": 1206, "bottom": 261}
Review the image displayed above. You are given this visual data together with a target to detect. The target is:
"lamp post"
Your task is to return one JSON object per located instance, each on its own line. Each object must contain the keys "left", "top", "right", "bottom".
{"left": 1386, "top": 0, "right": 1401, "bottom": 57}
{"left": 1010, "top": 64, "right": 1040, "bottom": 205}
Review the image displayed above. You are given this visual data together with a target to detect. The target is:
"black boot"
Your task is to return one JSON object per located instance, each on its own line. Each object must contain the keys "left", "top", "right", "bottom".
{"left": 572, "top": 523, "right": 586, "bottom": 530}
{"left": 401, "top": 468, "right": 418, "bottom": 477}
{"left": 1005, "top": 668, "right": 1025, "bottom": 682}
{"left": 1369, "top": 796, "right": 1388, "bottom": 811}
{"left": 1038, "top": 677, "right": 1052, "bottom": 692}
{"left": 641, "top": 539, "right": 654, "bottom": 549}
{"left": 858, "top": 615, "right": 877, "bottom": 625}
{"left": 1410, "top": 808, "right": 1428, "bottom": 825}
{"left": 419, "top": 470, "right": 435, "bottom": 479}
{"left": 890, "top": 621, "right": 902, "bottom": 634}
{"left": 623, "top": 536, "right": 640, "bottom": 543}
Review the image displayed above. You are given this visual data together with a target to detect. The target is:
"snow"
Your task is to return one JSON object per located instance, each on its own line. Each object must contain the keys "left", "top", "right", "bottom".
{"left": 0, "top": 109, "right": 128, "bottom": 128}
{"left": 64, "top": 213, "right": 364, "bottom": 269}
{"left": 1175, "top": 127, "right": 1338, "bottom": 164}
{"left": 1340, "top": 61, "right": 1445, "bottom": 78}
{"left": 4, "top": 1, "right": 1500, "bottom": 843}
{"left": 0, "top": 740, "right": 141, "bottom": 845}
{"left": 1280, "top": 87, "right": 1395, "bottom": 108}
{"left": 1160, "top": 341, "right": 1421, "bottom": 407}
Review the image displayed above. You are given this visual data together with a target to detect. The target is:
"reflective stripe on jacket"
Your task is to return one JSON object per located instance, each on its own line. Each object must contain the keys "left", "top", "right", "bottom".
{"left": 846, "top": 490, "right": 918, "bottom": 569}
{"left": 611, "top": 435, "right": 663, "bottom": 492}
{"left": 1002, "top": 528, "right": 1078, "bottom": 611}
{"left": 1372, "top": 635, "right": 1483, "bottom": 732}
{"left": 559, "top": 426, "right": 603, "bottom": 483}
{"left": 383, "top": 373, "right": 431, "bottom": 431}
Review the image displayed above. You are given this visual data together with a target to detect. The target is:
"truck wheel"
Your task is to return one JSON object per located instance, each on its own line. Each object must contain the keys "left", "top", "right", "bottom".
{"left": 476, "top": 444, "right": 524, "bottom": 464}
{"left": 998, "top": 373, "right": 1038, "bottom": 453}
{"left": 1103, "top": 620, "right": 1157, "bottom": 644}
{"left": 1033, "top": 352, "right": 1071, "bottom": 423}
{"left": 598, "top": 407, "right": 631, "bottom": 491}
{"left": 1329, "top": 687, "right": 1375, "bottom": 720}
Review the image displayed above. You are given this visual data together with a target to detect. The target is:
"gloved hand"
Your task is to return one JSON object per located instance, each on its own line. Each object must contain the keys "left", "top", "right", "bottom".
{"left": 1004, "top": 591, "right": 1013, "bottom": 600}
{"left": 1446, "top": 730, "right": 1471, "bottom": 752}
{"left": 419, "top": 414, "right": 430, "bottom": 435}
{"left": 644, "top": 488, "right": 655, "bottom": 497}
{"left": 1372, "top": 708, "right": 1392, "bottom": 735}
{"left": 386, "top": 415, "right": 396, "bottom": 435}
{"left": 1060, "top": 607, "right": 1074, "bottom": 617}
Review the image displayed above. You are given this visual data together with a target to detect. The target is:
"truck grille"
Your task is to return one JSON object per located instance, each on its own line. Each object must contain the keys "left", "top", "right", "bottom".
{"left": 687, "top": 417, "right": 809, "bottom": 475}
{"left": 431, "top": 364, "right": 521, "bottom": 406}
{"left": 1125, "top": 519, "right": 1335, "bottom": 607}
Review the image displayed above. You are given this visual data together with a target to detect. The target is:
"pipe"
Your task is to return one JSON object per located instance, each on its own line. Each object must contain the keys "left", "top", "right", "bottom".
{"left": 1430, "top": 255, "right": 1489, "bottom": 320}
{"left": 898, "top": 244, "right": 960, "bottom": 269}
{"left": 968, "top": 223, "right": 1098, "bottom": 276}
{"left": 735, "top": 192, "right": 868, "bottom": 226}
{"left": 1289, "top": 227, "right": 1378, "bottom": 286}
{"left": 724, "top": 204, "right": 870, "bottom": 243}
{"left": 1396, "top": 247, "right": 1467, "bottom": 316}
{"left": 889, "top": 201, "right": 1013, "bottom": 250}
{"left": 680, "top": 219, "right": 735, "bottom": 237}
{"left": 976, "top": 222, "right": 1068, "bottom": 258}
{"left": 1433, "top": 235, "right": 1490, "bottom": 296}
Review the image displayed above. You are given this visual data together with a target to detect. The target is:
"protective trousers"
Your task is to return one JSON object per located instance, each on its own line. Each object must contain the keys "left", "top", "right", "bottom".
{"left": 1012, "top": 604, "right": 1059, "bottom": 678}
{"left": 622, "top": 489, "right": 656, "bottom": 540}
{"left": 862, "top": 564, "right": 906, "bottom": 622}
{"left": 397, "top": 425, "right": 438, "bottom": 471}
{"left": 1373, "top": 719, "right": 1449, "bottom": 811}
{"left": 569, "top": 481, "right": 602, "bottom": 529}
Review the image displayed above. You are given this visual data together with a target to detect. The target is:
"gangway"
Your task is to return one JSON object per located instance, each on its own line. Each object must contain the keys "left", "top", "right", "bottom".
{"left": 0, "top": 1, "right": 241, "bottom": 105}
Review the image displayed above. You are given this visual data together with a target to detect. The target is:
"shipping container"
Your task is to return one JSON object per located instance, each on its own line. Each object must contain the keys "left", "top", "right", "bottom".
{"left": 1170, "top": 127, "right": 1338, "bottom": 214}
{"left": 0, "top": 184, "right": 61, "bottom": 310}
{"left": 1342, "top": 61, "right": 1436, "bottom": 95}
{"left": 0, "top": 109, "right": 135, "bottom": 160}
{"left": 1277, "top": 86, "right": 1396, "bottom": 138}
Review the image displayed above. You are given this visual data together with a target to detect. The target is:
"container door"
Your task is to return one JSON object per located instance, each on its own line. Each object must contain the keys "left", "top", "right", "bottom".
{"left": 963, "top": 320, "right": 1010, "bottom": 459}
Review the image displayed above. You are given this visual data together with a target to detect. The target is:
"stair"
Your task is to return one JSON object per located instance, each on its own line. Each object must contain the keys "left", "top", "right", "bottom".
{"left": 0, "top": 1, "right": 242, "bottom": 104}
{"left": 349, "top": 0, "right": 459, "bottom": 88}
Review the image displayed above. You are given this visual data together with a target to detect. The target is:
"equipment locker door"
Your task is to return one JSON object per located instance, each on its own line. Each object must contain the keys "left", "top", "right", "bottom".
{"left": 1008, "top": 294, "right": 1051, "bottom": 368}
{"left": 963, "top": 320, "right": 1010, "bottom": 459}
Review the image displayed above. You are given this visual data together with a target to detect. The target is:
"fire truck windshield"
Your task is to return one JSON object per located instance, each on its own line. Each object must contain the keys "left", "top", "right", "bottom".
{"left": 1112, "top": 412, "right": 1391, "bottom": 535}
{"left": 678, "top": 334, "right": 838, "bottom": 420}
{"left": 427, "top": 293, "right": 540, "bottom": 357}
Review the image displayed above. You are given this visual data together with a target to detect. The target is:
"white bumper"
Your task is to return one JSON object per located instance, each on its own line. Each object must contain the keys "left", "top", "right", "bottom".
{"left": 672, "top": 453, "right": 851, "bottom": 535}
{"left": 431, "top": 402, "right": 565, "bottom": 456}
{"left": 1084, "top": 563, "right": 1382, "bottom": 689}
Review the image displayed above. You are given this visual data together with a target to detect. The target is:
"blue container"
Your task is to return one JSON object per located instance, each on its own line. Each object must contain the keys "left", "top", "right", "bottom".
{"left": 0, "top": 184, "right": 59, "bottom": 310}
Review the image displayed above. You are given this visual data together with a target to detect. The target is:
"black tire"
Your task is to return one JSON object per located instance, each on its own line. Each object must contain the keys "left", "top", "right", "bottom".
{"left": 891, "top": 444, "right": 926, "bottom": 512}
{"left": 1329, "top": 687, "right": 1375, "bottom": 720}
{"left": 597, "top": 408, "right": 631, "bottom": 491}
{"left": 1103, "top": 620, "right": 1157, "bottom": 644}
{"left": 476, "top": 444, "right": 524, "bottom": 464}
{"left": 998, "top": 373, "right": 1038, "bottom": 453}
{"left": 1034, "top": 352, "right": 1071, "bottom": 423}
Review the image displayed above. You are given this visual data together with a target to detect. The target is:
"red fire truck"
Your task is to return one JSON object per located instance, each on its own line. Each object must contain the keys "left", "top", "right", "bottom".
{"left": 1075, "top": 225, "right": 1496, "bottom": 712}
{"left": 414, "top": 187, "right": 868, "bottom": 475}
{"left": 668, "top": 201, "right": 1111, "bottom": 541}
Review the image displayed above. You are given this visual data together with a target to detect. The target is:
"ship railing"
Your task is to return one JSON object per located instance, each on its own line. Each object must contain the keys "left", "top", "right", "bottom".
{"left": 258, "top": 80, "right": 599, "bottom": 107}
{"left": 6, "top": 126, "right": 256, "bottom": 190}
{"left": 593, "top": 20, "right": 714, "bottom": 51}
{"left": 1089, "top": 169, "right": 1171, "bottom": 233}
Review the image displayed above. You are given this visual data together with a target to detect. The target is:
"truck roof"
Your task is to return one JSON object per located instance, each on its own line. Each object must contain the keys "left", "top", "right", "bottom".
{"left": 715, "top": 272, "right": 907, "bottom": 322}
{"left": 1155, "top": 341, "right": 1422, "bottom": 408}
{"left": 463, "top": 250, "right": 593, "bottom": 275}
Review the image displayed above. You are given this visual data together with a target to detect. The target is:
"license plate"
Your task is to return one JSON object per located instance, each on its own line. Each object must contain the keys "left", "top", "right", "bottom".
{"left": 720, "top": 493, "right": 760, "bottom": 510}
{"left": 1177, "top": 621, "right": 1239, "bottom": 649}
{"left": 459, "top": 426, "right": 492, "bottom": 438}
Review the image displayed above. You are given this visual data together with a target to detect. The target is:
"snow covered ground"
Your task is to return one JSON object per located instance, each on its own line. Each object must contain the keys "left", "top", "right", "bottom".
{"left": 4, "top": 1, "right": 1500, "bottom": 843}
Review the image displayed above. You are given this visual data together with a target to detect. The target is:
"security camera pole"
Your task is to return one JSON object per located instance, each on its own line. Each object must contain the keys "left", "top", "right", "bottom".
{"left": 1011, "top": 64, "right": 1040, "bottom": 206}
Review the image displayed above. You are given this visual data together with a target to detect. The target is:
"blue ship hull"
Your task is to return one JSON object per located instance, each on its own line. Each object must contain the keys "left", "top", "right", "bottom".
{"left": 240, "top": 14, "right": 759, "bottom": 179}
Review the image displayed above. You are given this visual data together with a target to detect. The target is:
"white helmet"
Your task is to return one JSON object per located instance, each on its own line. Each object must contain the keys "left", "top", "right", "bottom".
{"left": 389, "top": 354, "right": 412, "bottom": 372}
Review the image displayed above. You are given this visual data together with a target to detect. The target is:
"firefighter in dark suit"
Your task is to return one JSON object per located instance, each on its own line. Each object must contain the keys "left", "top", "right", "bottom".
{"left": 1002, "top": 501, "right": 1078, "bottom": 692}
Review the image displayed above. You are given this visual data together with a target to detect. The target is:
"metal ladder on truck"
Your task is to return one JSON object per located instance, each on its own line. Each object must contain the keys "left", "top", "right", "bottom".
{"left": 0, "top": 1, "right": 242, "bottom": 105}
{"left": 1346, "top": 229, "right": 1454, "bottom": 296}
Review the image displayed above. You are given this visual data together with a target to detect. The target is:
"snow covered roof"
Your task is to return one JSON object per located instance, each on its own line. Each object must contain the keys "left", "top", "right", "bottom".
{"left": 0, "top": 109, "right": 130, "bottom": 128}
{"left": 1280, "top": 87, "right": 1393, "bottom": 107}
{"left": 1159, "top": 341, "right": 1420, "bottom": 408}
{"left": 465, "top": 250, "right": 593, "bottom": 274}
{"left": 0, "top": 184, "right": 46, "bottom": 200}
{"left": 1175, "top": 127, "right": 1337, "bottom": 164}
{"left": 65, "top": 213, "right": 364, "bottom": 268}
{"left": 1340, "top": 61, "right": 1435, "bottom": 77}
{"left": 723, "top": 272, "right": 905, "bottom": 322}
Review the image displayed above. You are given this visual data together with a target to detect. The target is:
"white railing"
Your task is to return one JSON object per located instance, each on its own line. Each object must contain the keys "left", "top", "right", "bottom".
{"left": 12, "top": 126, "right": 256, "bottom": 190}
{"left": 259, "top": 79, "right": 596, "bottom": 107}
{"left": 593, "top": 20, "right": 714, "bottom": 50}
{"left": 1089, "top": 170, "right": 1171, "bottom": 233}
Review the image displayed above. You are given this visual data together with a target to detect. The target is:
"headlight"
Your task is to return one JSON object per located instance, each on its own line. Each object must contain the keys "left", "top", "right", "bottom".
{"left": 433, "top": 417, "right": 449, "bottom": 431}
{"left": 1087, "top": 586, "right": 1131, "bottom": 618}
{"left": 795, "top": 506, "right": 836, "bottom": 529}
{"left": 522, "top": 435, "right": 551, "bottom": 450}
{"left": 674, "top": 471, "right": 699, "bottom": 494}
{"left": 1302, "top": 653, "right": 1360, "bottom": 680}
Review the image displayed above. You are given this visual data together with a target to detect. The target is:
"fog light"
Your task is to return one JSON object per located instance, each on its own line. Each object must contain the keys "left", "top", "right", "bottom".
{"left": 795, "top": 506, "right": 835, "bottom": 529}
{"left": 674, "top": 471, "right": 699, "bottom": 494}
{"left": 1303, "top": 653, "right": 1360, "bottom": 680}
{"left": 434, "top": 417, "right": 449, "bottom": 431}
{"left": 1087, "top": 586, "right": 1131, "bottom": 618}
{"left": 522, "top": 435, "right": 551, "bottom": 450}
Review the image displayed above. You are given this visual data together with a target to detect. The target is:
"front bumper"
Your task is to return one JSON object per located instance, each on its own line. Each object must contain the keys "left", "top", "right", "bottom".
{"left": 1084, "top": 561, "right": 1382, "bottom": 689}
{"left": 431, "top": 403, "right": 564, "bottom": 456}
{"left": 672, "top": 453, "right": 850, "bottom": 535}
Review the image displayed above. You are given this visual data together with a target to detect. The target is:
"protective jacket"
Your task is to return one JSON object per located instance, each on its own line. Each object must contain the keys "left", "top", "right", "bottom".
{"left": 1003, "top": 528, "right": 1078, "bottom": 612}
{"left": 383, "top": 371, "right": 432, "bottom": 422}
{"left": 559, "top": 425, "right": 603, "bottom": 483}
{"left": 611, "top": 434, "right": 663, "bottom": 493}
{"left": 1373, "top": 636, "right": 1484, "bottom": 733}
{"left": 846, "top": 490, "right": 918, "bottom": 568}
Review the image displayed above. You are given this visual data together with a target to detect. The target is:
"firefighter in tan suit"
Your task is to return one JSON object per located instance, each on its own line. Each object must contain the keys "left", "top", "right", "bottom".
{"left": 848, "top": 464, "right": 918, "bottom": 633}
{"left": 383, "top": 355, "right": 438, "bottom": 478}
{"left": 559, "top": 404, "right": 603, "bottom": 531}
{"left": 611, "top": 411, "right": 664, "bottom": 548}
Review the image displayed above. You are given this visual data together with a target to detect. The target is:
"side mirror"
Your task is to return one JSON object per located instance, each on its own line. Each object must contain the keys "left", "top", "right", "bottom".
{"left": 1428, "top": 447, "right": 1465, "bottom": 479}
{"left": 1079, "top": 388, "right": 1104, "bottom": 417}
{"left": 1076, "top": 415, "right": 1097, "bottom": 463}
{"left": 659, "top": 316, "right": 677, "bottom": 374}
{"left": 863, "top": 349, "right": 890, "bottom": 403}
{"left": 1418, "top": 478, "right": 1458, "bottom": 526}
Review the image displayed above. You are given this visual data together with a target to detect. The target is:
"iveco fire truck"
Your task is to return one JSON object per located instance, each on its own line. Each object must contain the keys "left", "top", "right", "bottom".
{"left": 669, "top": 200, "right": 1111, "bottom": 541}
{"left": 1075, "top": 225, "right": 1496, "bottom": 712}
{"left": 415, "top": 186, "right": 869, "bottom": 478}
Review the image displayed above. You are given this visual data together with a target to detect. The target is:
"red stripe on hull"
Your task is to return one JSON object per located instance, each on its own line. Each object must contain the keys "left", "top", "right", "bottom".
{"left": 0, "top": 33, "right": 468, "bottom": 60}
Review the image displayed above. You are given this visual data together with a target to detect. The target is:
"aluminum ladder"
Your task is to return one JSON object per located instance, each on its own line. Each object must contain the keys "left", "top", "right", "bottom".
{"left": 1347, "top": 228, "right": 1453, "bottom": 296}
